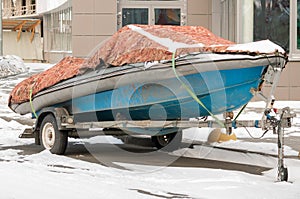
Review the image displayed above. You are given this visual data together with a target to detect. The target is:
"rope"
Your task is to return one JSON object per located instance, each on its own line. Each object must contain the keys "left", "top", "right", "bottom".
{"left": 171, "top": 52, "right": 225, "bottom": 128}
{"left": 29, "top": 88, "right": 38, "bottom": 119}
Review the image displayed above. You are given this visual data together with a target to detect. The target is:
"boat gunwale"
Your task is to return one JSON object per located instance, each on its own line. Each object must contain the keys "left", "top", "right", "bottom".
{"left": 38, "top": 53, "right": 286, "bottom": 97}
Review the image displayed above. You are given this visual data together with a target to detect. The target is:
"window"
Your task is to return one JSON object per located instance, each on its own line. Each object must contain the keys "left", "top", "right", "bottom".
{"left": 122, "top": 8, "right": 149, "bottom": 26}
{"left": 253, "top": 0, "right": 290, "bottom": 51}
{"left": 45, "top": 7, "right": 72, "bottom": 52}
{"left": 235, "top": 0, "right": 300, "bottom": 59}
{"left": 155, "top": 8, "right": 181, "bottom": 25}
{"left": 118, "top": 0, "right": 186, "bottom": 28}
{"left": 237, "top": 0, "right": 290, "bottom": 51}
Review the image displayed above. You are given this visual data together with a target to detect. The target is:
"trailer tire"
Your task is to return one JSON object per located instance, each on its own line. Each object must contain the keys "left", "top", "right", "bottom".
{"left": 151, "top": 130, "right": 182, "bottom": 152}
{"left": 40, "top": 114, "right": 68, "bottom": 155}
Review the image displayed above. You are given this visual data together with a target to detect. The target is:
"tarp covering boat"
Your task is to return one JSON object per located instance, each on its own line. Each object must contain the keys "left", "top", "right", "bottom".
{"left": 9, "top": 57, "right": 85, "bottom": 105}
{"left": 8, "top": 25, "right": 286, "bottom": 113}
{"left": 86, "top": 25, "right": 234, "bottom": 67}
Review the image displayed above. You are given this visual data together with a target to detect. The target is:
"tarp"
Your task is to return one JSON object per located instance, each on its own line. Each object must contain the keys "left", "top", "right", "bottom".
{"left": 9, "top": 57, "right": 85, "bottom": 105}
{"left": 86, "top": 25, "right": 234, "bottom": 67}
{"left": 9, "top": 25, "right": 286, "bottom": 106}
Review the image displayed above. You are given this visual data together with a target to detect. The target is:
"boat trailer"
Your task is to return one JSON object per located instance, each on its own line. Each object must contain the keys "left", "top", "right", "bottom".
{"left": 20, "top": 60, "right": 296, "bottom": 181}
{"left": 21, "top": 103, "right": 295, "bottom": 182}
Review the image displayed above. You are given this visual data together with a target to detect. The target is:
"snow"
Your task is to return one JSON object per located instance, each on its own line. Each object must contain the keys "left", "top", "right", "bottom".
{"left": 226, "top": 40, "right": 286, "bottom": 54}
{"left": 126, "top": 27, "right": 285, "bottom": 56}
{"left": 128, "top": 25, "right": 204, "bottom": 53}
{"left": 183, "top": 127, "right": 298, "bottom": 156}
{"left": 1, "top": 150, "right": 300, "bottom": 199}
{"left": 0, "top": 62, "right": 300, "bottom": 198}
{"left": 69, "top": 135, "right": 123, "bottom": 145}
{"left": 0, "top": 55, "right": 27, "bottom": 78}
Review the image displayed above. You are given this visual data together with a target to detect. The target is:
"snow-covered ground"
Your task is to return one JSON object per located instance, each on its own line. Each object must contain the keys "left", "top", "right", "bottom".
{"left": 1, "top": 63, "right": 300, "bottom": 199}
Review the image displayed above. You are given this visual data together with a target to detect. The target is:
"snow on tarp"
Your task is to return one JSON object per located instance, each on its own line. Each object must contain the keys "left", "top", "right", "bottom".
{"left": 8, "top": 25, "right": 286, "bottom": 107}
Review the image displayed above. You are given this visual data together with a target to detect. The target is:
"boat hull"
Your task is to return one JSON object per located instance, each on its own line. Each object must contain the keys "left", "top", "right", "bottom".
{"left": 59, "top": 65, "right": 265, "bottom": 122}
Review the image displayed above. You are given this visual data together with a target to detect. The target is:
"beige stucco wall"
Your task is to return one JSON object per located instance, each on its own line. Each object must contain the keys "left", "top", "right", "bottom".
{"left": 250, "top": 61, "right": 300, "bottom": 101}
{"left": 44, "top": 51, "right": 72, "bottom": 64}
{"left": 187, "top": 0, "right": 212, "bottom": 29}
{"left": 261, "top": 61, "right": 300, "bottom": 101}
{"left": 3, "top": 31, "right": 43, "bottom": 61}
{"left": 72, "top": 0, "right": 117, "bottom": 57}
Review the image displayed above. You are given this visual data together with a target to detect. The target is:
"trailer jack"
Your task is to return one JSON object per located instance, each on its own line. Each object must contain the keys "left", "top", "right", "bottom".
{"left": 259, "top": 106, "right": 295, "bottom": 181}
{"left": 273, "top": 107, "right": 295, "bottom": 181}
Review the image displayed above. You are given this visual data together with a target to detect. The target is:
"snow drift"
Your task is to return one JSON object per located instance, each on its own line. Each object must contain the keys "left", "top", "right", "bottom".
{"left": 0, "top": 55, "right": 27, "bottom": 78}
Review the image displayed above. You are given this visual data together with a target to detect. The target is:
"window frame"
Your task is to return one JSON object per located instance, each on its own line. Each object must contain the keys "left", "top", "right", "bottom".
{"left": 289, "top": 0, "right": 300, "bottom": 60}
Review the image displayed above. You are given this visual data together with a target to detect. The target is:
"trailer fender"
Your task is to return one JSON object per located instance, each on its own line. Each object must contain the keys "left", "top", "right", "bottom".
{"left": 33, "top": 107, "right": 71, "bottom": 144}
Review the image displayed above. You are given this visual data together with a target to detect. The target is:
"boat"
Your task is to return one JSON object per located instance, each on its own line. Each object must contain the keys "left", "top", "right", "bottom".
{"left": 8, "top": 25, "right": 287, "bottom": 122}
{"left": 12, "top": 52, "right": 285, "bottom": 122}
{"left": 7, "top": 24, "right": 288, "bottom": 154}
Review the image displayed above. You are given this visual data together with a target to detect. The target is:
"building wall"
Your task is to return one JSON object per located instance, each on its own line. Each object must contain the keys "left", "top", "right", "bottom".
{"left": 3, "top": 32, "right": 43, "bottom": 61}
{"left": 72, "top": 0, "right": 117, "bottom": 57}
{"left": 261, "top": 61, "right": 300, "bottom": 101}
{"left": 43, "top": 51, "right": 72, "bottom": 64}
{"left": 187, "top": 0, "right": 212, "bottom": 29}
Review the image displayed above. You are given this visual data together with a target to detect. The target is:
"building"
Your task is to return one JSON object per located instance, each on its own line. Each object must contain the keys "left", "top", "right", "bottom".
{"left": 36, "top": 0, "right": 72, "bottom": 62}
{"left": 2, "top": 0, "right": 43, "bottom": 61}
{"left": 3, "top": 0, "right": 300, "bottom": 100}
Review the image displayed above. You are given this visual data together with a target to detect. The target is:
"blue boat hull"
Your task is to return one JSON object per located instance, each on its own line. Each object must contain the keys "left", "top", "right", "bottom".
{"left": 57, "top": 65, "right": 265, "bottom": 122}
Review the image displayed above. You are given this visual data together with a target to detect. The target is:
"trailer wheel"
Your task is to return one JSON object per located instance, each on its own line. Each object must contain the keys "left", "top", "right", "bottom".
{"left": 40, "top": 114, "right": 68, "bottom": 155}
{"left": 151, "top": 131, "right": 182, "bottom": 152}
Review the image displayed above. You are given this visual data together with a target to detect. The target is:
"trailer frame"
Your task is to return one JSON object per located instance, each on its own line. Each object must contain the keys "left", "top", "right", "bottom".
{"left": 20, "top": 104, "right": 295, "bottom": 182}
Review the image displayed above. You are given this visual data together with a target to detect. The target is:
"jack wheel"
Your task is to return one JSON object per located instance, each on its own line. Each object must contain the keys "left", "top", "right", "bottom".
{"left": 279, "top": 167, "right": 288, "bottom": 182}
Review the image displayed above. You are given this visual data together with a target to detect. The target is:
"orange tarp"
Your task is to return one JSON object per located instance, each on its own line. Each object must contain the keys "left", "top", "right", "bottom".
{"left": 87, "top": 25, "right": 234, "bottom": 67}
{"left": 9, "top": 57, "right": 85, "bottom": 105}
